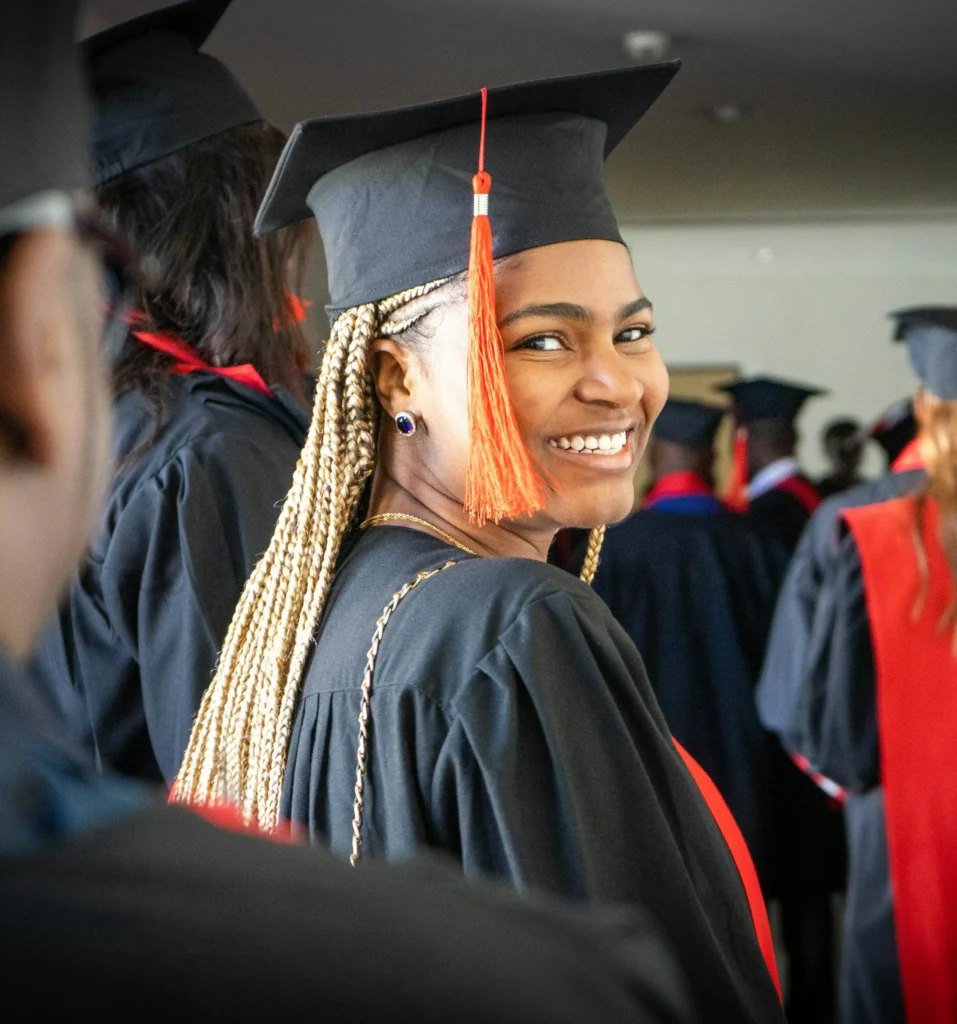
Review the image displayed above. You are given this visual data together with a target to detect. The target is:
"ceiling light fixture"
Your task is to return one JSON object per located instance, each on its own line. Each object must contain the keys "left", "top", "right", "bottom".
{"left": 622, "top": 30, "right": 671, "bottom": 64}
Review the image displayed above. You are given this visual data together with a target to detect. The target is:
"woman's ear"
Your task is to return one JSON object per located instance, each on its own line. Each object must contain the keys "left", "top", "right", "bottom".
{"left": 371, "top": 337, "right": 420, "bottom": 419}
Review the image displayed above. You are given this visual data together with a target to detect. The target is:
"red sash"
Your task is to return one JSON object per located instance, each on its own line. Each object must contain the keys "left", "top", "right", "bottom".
{"left": 644, "top": 471, "right": 715, "bottom": 507}
{"left": 132, "top": 327, "right": 273, "bottom": 398}
{"left": 892, "top": 437, "right": 924, "bottom": 474}
{"left": 775, "top": 474, "right": 822, "bottom": 515}
{"left": 674, "top": 739, "right": 782, "bottom": 999}
{"left": 844, "top": 496, "right": 957, "bottom": 1023}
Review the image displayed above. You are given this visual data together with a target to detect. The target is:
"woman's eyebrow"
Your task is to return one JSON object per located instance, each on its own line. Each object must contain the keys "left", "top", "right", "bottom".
{"left": 499, "top": 302, "right": 592, "bottom": 328}
{"left": 618, "top": 297, "right": 653, "bottom": 321}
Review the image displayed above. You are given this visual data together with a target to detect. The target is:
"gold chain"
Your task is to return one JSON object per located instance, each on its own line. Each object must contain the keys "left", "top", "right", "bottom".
{"left": 360, "top": 512, "right": 480, "bottom": 556}
{"left": 350, "top": 561, "right": 458, "bottom": 866}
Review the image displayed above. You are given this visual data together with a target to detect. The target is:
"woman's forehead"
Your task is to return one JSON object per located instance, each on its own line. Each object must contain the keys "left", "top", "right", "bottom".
{"left": 496, "top": 240, "right": 645, "bottom": 319}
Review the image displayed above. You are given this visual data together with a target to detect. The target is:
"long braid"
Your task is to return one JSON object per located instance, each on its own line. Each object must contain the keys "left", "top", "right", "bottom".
{"left": 912, "top": 396, "right": 957, "bottom": 653}
{"left": 175, "top": 281, "right": 447, "bottom": 828}
{"left": 579, "top": 525, "right": 606, "bottom": 585}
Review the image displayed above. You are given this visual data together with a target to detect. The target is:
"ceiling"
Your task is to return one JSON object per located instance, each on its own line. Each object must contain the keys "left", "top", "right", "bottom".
{"left": 84, "top": 0, "right": 957, "bottom": 220}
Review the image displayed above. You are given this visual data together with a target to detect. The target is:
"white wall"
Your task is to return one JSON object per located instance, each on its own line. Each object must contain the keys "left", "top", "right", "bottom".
{"left": 621, "top": 218, "right": 957, "bottom": 475}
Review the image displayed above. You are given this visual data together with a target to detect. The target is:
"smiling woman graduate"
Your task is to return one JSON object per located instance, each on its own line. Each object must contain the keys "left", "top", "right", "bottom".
{"left": 175, "top": 67, "right": 783, "bottom": 1021}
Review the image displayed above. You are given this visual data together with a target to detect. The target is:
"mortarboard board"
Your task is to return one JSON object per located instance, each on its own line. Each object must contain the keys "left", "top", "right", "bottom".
{"left": 85, "top": 0, "right": 260, "bottom": 186}
{"left": 891, "top": 306, "right": 957, "bottom": 401}
{"left": 254, "top": 63, "right": 680, "bottom": 318}
{"left": 868, "top": 398, "right": 916, "bottom": 465}
{"left": 0, "top": 1, "right": 89, "bottom": 214}
{"left": 654, "top": 399, "right": 725, "bottom": 449}
{"left": 718, "top": 376, "right": 827, "bottom": 426}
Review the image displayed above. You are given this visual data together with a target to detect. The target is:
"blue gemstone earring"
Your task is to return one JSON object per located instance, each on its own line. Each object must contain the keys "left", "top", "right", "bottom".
{"left": 395, "top": 411, "right": 417, "bottom": 436}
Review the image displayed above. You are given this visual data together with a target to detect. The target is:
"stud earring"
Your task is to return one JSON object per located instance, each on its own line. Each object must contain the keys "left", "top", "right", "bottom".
{"left": 394, "top": 411, "right": 417, "bottom": 436}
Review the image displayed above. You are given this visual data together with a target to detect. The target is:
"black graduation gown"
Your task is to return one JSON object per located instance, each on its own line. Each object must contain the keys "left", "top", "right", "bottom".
{"left": 0, "top": 648, "right": 694, "bottom": 1022}
{"left": 30, "top": 371, "right": 309, "bottom": 784}
{"left": 585, "top": 506, "right": 791, "bottom": 894}
{"left": 749, "top": 474, "right": 819, "bottom": 553}
{"left": 283, "top": 526, "right": 784, "bottom": 1022}
{"left": 757, "top": 472, "right": 926, "bottom": 1024}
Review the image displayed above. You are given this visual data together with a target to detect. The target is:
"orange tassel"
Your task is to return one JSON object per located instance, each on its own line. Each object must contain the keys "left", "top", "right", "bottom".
{"left": 464, "top": 88, "right": 547, "bottom": 525}
{"left": 724, "top": 427, "right": 750, "bottom": 512}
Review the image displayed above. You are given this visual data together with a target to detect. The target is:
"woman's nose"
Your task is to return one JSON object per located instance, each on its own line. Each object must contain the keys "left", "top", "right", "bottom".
{"left": 574, "top": 345, "right": 645, "bottom": 408}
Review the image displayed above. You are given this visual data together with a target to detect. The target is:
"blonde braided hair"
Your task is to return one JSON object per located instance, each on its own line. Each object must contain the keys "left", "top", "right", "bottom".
{"left": 175, "top": 280, "right": 447, "bottom": 826}
{"left": 174, "top": 278, "right": 608, "bottom": 828}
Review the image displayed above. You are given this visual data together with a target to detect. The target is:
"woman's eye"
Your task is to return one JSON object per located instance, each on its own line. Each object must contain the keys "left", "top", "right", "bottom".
{"left": 517, "top": 334, "right": 564, "bottom": 352}
{"left": 616, "top": 325, "right": 656, "bottom": 344}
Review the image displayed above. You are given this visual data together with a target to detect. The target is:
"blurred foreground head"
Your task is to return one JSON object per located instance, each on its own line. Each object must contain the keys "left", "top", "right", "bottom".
{"left": 0, "top": 2, "right": 112, "bottom": 658}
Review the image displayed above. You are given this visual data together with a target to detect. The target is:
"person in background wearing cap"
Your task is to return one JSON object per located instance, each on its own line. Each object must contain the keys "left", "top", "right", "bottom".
{"left": 721, "top": 377, "right": 845, "bottom": 1023}
{"left": 174, "top": 64, "right": 784, "bottom": 1021}
{"left": 868, "top": 398, "right": 917, "bottom": 472}
{"left": 721, "top": 376, "right": 827, "bottom": 552}
{"left": 817, "top": 418, "right": 865, "bottom": 499}
{"left": 0, "top": 6, "right": 701, "bottom": 1020}
{"left": 583, "top": 398, "right": 791, "bottom": 895}
{"left": 758, "top": 307, "right": 957, "bottom": 1024}
{"left": 30, "top": 0, "right": 315, "bottom": 785}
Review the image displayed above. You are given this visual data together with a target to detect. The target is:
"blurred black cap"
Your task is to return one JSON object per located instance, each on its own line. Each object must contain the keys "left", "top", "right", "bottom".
{"left": 718, "top": 376, "right": 827, "bottom": 425}
{"left": 891, "top": 306, "right": 957, "bottom": 401}
{"left": 85, "top": 0, "right": 260, "bottom": 186}
{"left": 654, "top": 399, "right": 724, "bottom": 448}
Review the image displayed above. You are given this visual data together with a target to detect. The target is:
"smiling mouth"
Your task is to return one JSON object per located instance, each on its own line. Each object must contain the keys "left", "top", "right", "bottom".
{"left": 548, "top": 429, "right": 630, "bottom": 456}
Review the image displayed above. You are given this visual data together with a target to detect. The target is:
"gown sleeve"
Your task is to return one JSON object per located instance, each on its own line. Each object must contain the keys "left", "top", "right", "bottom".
{"left": 797, "top": 527, "right": 879, "bottom": 793}
{"left": 100, "top": 435, "right": 290, "bottom": 783}
{"left": 756, "top": 520, "right": 827, "bottom": 753}
{"left": 429, "top": 586, "right": 707, "bottom": 901}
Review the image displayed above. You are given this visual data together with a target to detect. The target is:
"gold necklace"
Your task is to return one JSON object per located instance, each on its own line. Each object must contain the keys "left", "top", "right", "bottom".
{"left": 360, "top": 512, "right": 480, "bottom": 556}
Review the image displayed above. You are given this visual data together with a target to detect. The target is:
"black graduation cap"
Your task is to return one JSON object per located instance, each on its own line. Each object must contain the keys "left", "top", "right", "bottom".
{"left": 868, "top": 398, "right": 916, "bottom": 464}
{"left": 654, "top": 399, "right": 725, "bottom": 449}
{"left": 85, "top": 0, "right": 260, "bottom": 186}
{"left": 891, "top": 306, "right": 957, "bottom": 401}
{"left": 718, "top": 376, "right": 827, "bottom": 425}
{"left": 254, "top": 62, "right": 681, "bottom": 317}
{"left": 0, "top": 1, "right": 89, "bottom": 212}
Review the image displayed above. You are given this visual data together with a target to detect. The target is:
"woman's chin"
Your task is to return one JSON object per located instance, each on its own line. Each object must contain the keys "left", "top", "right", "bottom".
{"left": 550, "top": 486, "right": 637, "bottom": 530}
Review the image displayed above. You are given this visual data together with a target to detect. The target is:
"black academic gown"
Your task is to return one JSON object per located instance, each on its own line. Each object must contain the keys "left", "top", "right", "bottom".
{"left": 0, "top": 647, "right": 694, "bottom": 1023}
{"left": 585, "top": 504, "right": 791, "bottom": 894}
{"left": 749, "top": 474, "right": 819, "bottom": 553}
{"left": 758, "top": 471, "right": 926, "bottom": 1024}
{"left": 283, "top": 526, "right": 784, "bottom": 1022}
{"left": 30, "top": 371, "right": 309, "bottom": 784}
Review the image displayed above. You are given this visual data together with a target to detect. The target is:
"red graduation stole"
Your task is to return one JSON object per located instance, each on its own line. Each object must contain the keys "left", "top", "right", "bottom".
{"left": 643, "top": 470, "right": 714, "bottom": 508}
{"left": 775, "top": 473, "right": 822, "bottom": 516}
{"left": 843, "top": 495, "right": 957, "bottom": 1023}
{"left": 673, "top": 739, "right": 782, "bottom": 1000}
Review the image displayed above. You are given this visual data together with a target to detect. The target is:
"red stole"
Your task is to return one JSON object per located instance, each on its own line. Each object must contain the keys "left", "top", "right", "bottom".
{"left": 892, "top": 437, "right": 924, "bottom": 473}
{"left": 644, "top": 471, "right": 714, "bottom": 507}
{"left": 132, "top": 326, "right": 273, "bottom": 398}
{"left": 674, "top": 739, "right": 782, "bottom": 1000}
{"left": 843, "top": 495, "right": 957, "bottom": 1023}
{"left": 775, "top": 474, "right": 822, "bottom": 515}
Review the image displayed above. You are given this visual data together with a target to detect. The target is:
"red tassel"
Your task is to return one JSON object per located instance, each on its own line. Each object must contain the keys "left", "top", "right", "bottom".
{"left": 724, "top": 427, "right": 750, "bottom": 512}
{"left": 464, "top": 88, "right": 547, "bottom": 525}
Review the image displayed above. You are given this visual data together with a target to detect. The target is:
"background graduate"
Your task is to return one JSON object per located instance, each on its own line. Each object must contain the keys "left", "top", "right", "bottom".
{"left": 0, "top": 8, "right": 697, "bottom": 1019}
{"left": 31, "top": 0, "right": 314, "bottom": 784}
{"left": 583, "top": 398, "right": 790, "bottom": 894}
{"left": 176, "top": 66, "right": 783, "bottom": 1021}
{"left": 759, "top": 307, "right": 956, "bottom": 1024}
{"left": 721, "top": 375, "right": 827, "bottom": 551}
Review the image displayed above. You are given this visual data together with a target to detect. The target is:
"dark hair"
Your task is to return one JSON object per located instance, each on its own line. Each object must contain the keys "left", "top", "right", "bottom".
{"left": 822, "top": 418, "right": 861, "bottom": 445}
{"left": 98, "top": 121, "right": 314, "bottom": 403}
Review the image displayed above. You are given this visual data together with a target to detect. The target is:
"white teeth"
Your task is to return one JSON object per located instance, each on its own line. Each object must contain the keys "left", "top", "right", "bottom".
{"left": 551, "top": 430, "right": 629, "bottom": 455}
